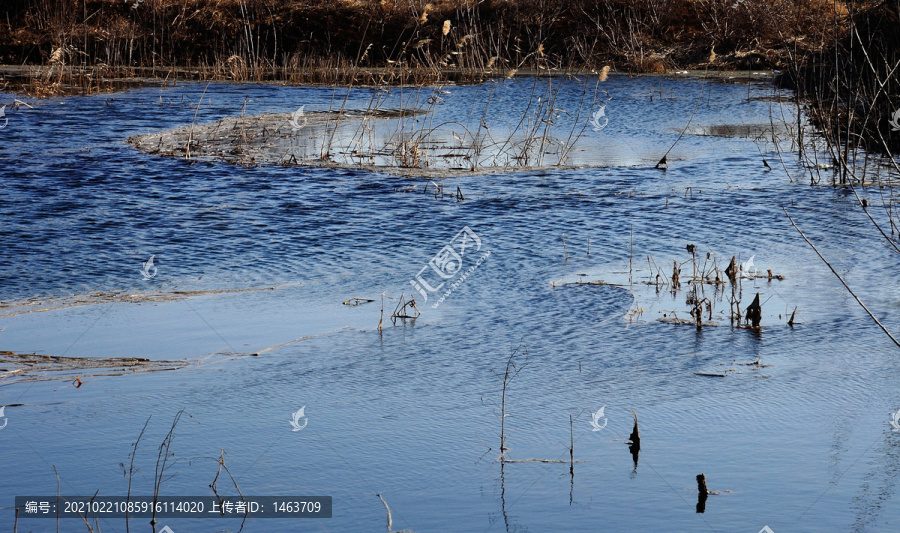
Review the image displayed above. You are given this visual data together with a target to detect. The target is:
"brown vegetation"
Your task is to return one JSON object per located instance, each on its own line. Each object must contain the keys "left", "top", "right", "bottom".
{"left": 0, "top": 0, "right": 846, "bottom": 94}
{"left": 785, "top": 1, "right": 900, "bottom": 169}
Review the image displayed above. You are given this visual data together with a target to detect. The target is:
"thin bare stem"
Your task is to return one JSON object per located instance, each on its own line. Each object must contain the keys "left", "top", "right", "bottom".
{"left": 784, "top": 207, "right": 900, "bottom": 348}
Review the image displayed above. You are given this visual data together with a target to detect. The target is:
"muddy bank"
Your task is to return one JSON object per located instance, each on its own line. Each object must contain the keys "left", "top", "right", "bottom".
{"left": 0, "top": 351, "right": 188, "bottom": 383}
{"left": 0, "top": 286, "right": 289, "bottom": 319}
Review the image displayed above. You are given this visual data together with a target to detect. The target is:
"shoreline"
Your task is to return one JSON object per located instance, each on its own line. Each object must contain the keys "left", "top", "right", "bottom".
{"left": 0, "top": 64, "right": 780, "bottom": 98}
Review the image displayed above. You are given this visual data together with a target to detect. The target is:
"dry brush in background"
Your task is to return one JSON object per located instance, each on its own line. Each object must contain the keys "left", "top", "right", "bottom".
{"left": 1, "top": 0, "right": 844, "bottom": 91}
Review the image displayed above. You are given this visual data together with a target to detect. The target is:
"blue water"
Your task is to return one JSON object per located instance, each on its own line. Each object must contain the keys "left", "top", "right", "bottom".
{"left": 2, "top": 76, "right": 900, "bottom": 532}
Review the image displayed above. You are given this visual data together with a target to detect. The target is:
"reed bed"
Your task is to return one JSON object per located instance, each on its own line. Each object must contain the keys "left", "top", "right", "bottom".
{"left": 778, "top": 1, "right": 900, "bottom": 184}
{"left": 2, "top": 0, "right": 841, "bottom": 96}
{"left": 128, "top": 70, "right": 609, "bottom": 175}
{"left": 557, "top": 242, "right": 789, "bottom": 331}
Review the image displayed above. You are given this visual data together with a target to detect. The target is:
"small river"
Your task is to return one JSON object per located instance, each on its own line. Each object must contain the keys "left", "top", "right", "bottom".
{"left": 1, "top": 75, "right": 899, "bottom": 532}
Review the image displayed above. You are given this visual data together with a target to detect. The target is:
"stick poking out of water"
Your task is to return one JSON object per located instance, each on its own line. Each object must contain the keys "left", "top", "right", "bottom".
{"left": 725, "top": 255, "right": 737, "bottom": 285}
{"left": 654, "top": 83, "right": 704, "bottom": 170}
{"left": 697, "top": 473, "right": 709, "bottom": 495}
{"left": 628, "top": 410, "right": 640, "bottom": 447}
{"left": 376, "top": 493, "right": 392, "bottom": 532}
{"left": 745, "top": 292, "right": 761, "bottom": 328}
{"left": 569, "top": 414, "right": 574, "bottom": 475}
{"left": 784, "top": 207, "right": 900, "bottom": 348}
{"left": 696, "top": 473, "right": 709, "bottom": 513}
{"left": 185, "top": 81, "right": 212, "bottom": 159}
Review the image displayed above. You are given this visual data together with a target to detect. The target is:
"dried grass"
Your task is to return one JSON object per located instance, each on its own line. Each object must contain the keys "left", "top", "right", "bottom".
{"left": 2, "top": 0, "right": 847, "bottom": 95}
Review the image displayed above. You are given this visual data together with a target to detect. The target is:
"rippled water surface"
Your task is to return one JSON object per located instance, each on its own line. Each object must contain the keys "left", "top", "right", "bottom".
{"left": 2, "top": 76, "right": 900, "bottom": 532}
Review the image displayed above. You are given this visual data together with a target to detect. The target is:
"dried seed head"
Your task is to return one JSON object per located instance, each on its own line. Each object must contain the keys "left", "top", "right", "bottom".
{"left": 419, "top": 4, "right": 432, "bottom": 24}
{"left": 50, "top": 47, "right": 66, "bottom": 65}
{"left": 442, "top": 20, "right": 451, "bottom": 36}
{"left": 599, "top": 65, "right": 610, "bottom": 82}
{"left": 360, "top": 43, "right": 372, "bottom": 62}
